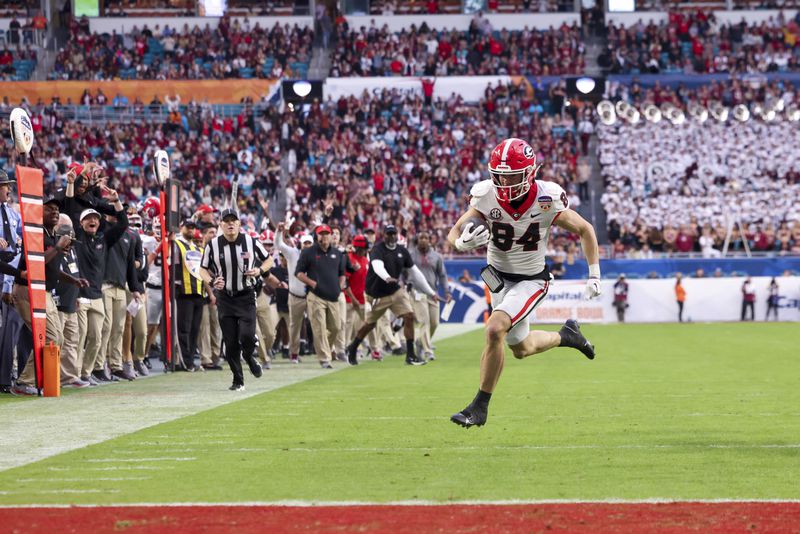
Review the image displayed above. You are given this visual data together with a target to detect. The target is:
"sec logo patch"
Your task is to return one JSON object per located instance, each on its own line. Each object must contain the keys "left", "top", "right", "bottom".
{"left": 489, "top": 208, "right": 502, "bottom": 220}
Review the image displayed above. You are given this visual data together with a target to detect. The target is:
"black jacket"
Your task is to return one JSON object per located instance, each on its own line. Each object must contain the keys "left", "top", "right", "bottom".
{"left": 71, "top": 209, "right": 129, "bottom": 299}
{"left": 105, "top": 227, "right": 144, "bottom": 293}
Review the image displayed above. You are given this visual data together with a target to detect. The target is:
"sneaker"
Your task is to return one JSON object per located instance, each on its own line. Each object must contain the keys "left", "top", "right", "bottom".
{"left": 558, "top": 319, "right": 595, "bottom": 360}
{"left": 11, "top": 384, "right": 37, "bottom": 396}
{"left": 370, "top": 350, "right": 383, "bottom": 362}
{"left": 425, "top": 351, "right": 436, "bottom": 362}
{"left": 405, "top": 355, "right": 427, "bottom": 366}
{"left": 133, "top": 360, "right": 149, "bottom": 377}
{"left": 450, "top": 403, "right": 488, "bottom": 428}
{"left": 143, "top": 356, "right": 153, "bottom": 369}
{"left": 320, "top": 361, "right": 333, "bottom": 369}
{"left": 346, "top": 342, "right": 359, "bottom": 365}
{"left": 83, "top": 375, "right": 100, "bottom": 386}
{"left": 335, "top": 351, "right": 348, "bottom": 363}
{"left": 290, "top": 354, "right": 300, "bottom": 364}
{"left": 281, "top": 347, "right": 290, "bottom": 359}
{"left": 247, "top": 358, "right": 263, "bottom": 378}
{"left": 202, "top": 363, "right": 223, "bottom": 371}
{"left": 229, "top": 383, "right": 245, "bottom": 392}
{"left": 261, "top": 361, "right": 271, "bottom": 370}
{"left": 0, "top": 385, "right": 12, "bottom": 394}
{"left": 92, "top": 370, "right": 112, "bottom": 383}
{"left": 123, "top": 362, "right": 138, "bottom": 379}
{"left": 391, "top": 346, "right": 405, "bottom": 356}
{"left": 65, "top": 379, "right": 91, "bottom": 388}
{"left": 112, "top": 369, "right": 135, "bottom": 381}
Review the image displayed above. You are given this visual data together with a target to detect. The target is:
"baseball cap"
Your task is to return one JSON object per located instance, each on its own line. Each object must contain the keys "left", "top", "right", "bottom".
{"left": 364, "top": 228, "right": 376, "bottom": 234}
{"left": 68, "top": 162, "right": 84, "bottom": 176}
{"left": 315, "top": 224, "right": 332, "bottom": 235}
{"left": 299, "top": 235, "right": 314, "bottom": 245}
{"left": 197, "top": 204, "right": 217, "bottom": 214}
{"left": 181, "top": 219, "right": 197, "bottom": 228}
{"left": 219, "top": 208, "right": 239, "bottom": 221}
{"left": 43, "top": 194, "right": 61, "bottom": 207}
{"left": 79, "top": 208, "right": 101, "bottom": 221}
{"left": 352, "top": 235, "right": 368, "bottom": 248}
{"left": 383, "top": 224, "right": 398, "bottom": 234}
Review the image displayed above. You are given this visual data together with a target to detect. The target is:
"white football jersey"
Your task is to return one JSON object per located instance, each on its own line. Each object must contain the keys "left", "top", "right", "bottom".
{"left": 469, "top": 179, "right": 569, "bottom": 276}
{"left": 141, "top": 234, "right": 162, "bottom": 286}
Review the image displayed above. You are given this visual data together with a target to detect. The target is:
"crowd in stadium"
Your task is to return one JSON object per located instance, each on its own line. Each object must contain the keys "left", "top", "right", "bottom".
{"left": 604, "top": 10, "right": 800, "bottom": 74}
{"left": 51, "top": 16, "right": 313, "bottom": 80}
{"left": 330, "top": 17, "right": 586, "bottom": 77}
{"left": 598, "top": 114, "right": 800, "bottom": 257}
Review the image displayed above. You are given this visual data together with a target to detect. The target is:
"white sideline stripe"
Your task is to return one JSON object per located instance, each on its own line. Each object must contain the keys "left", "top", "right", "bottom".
{"left": 1, "top": 499, "right": 800, "bottom": 509}
{"left": 2, "top": 490, "right": 121, "bottom": 496}
{"left": 85, "top": 457, "right": 195, "bottom": 463}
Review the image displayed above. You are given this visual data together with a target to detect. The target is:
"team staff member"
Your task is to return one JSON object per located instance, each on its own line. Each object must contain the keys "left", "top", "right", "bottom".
{"left": 63, "top": 170, "right": 129, "bottom": 384}
{"left": 275, "top": 222, "right": 312, "bottom": 364}
{"left": 13, "top": 196, "right": 89, "bottom": 395}
{"left": 409, "top": 231, "right": 451, "bottom": 361}
{"left": 100, "top": 207, "right": 143, "bottom": 381}
{"left": 198, "top": 223, "right": 222, "bottom": 370}
{"left": 142, "top": 218, "right": 164, "bottom": 375}
{"left": 0, "top": 171, "right": 23, "bottom": 394}
{"left": 344, "top": 235, "right": 381, "bottom": 361}
{"left": 122, "top": 210, "right": 149, "bottom": 377}
{"left": 54, "top": 214, "right": 91, "bottom": 388}
{"left": 346, "top": 225, "right": 438, "bottom": 366}
{"left": 270, "top": 253, "right": 290, "bottom": 357}
{"left": 296, "top": 224, "right": 346, "bottom": 369}
{"left": 199, "top": 209, "right": 279, "bottom": 391}
{"left": 174, "top": 219, "right": 205, "bottom": 371}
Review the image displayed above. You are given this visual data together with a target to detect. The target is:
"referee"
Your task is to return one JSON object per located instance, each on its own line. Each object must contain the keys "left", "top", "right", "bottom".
{"left": 199, "top": 208, "right": 281, "bottom": 391}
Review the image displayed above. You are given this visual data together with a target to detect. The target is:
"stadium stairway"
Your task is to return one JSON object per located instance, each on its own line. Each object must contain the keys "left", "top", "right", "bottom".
{"left": 30, "top": 49, "right": 56, "bottom": 81}
{"left": 583, "top": 35, "right": 606, "bottom": 77}
{"left": 585, "top": 132, "right": 608, "bottom": 243}
{"left": 307, "top": 47, "right": 331, "bottom": 80}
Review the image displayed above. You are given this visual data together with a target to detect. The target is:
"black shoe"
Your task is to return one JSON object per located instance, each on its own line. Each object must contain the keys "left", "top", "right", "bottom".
{"left": 558, "top": 319, "right": 595, "bottom": 360}
{"left": 392, "top": 347, "right": 405, "bottom": 356}
{"left": 0, "top": 385, "right": 12, "bottom": 394}
{"left": 450, "top": 403, "right": 488, "bottom": 428}
{"left": 202, "top": 364, "right": 223, "bottom": 371}
{"left": 112, "top": 369, "right": 135, "bottom": 381}
{"left": 247, "top": 358, "right": 263, "bottom": 378}
{"left": 92, "top": 370, "right": 112, "bottom": 383}
{"left": 346, "top": 342, "right": 359, "bottom": 366}
{"left": 229, "top": 383, "right": 245, "bottom": 391}
{"left": 320, "top": 361, "right": 333, "bottom": 369}
{"left": 405, "top": 354, "right": 427, "bottom": 366}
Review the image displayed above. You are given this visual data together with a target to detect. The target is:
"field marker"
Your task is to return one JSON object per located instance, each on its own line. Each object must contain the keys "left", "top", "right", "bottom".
{"left": 16, "top": 477, "right": 150, "bottom": 482}
{"left": 85, "top": 457, "right": 196, "bottom": 463}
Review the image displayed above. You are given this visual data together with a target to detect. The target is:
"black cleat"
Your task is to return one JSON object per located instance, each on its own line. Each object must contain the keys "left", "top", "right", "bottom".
{"left": 450, "top": 404, "right": 488, "bottom": 428}
{"left": 559, "top": 319, "right": 595, "bottom": 360}
{"left": 346, "top": 342, "right": 359, "bottom": 366}
{"left": 405, "top": 354, "right": 427, "bottom": 366}
{"left": 247, "top": 358, "right": 263, "bottom": 378}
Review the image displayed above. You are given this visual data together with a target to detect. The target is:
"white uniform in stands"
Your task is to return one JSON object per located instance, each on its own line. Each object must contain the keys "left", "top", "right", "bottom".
{"left": 469, "top": 178, "right": 568, "bottom": 345}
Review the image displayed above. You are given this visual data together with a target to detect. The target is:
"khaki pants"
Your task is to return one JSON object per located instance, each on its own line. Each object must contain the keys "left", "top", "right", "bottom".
{"left": 413, "top": 292, "right": 440, "bottom": 356}
{"left": 288, "top": 293, "right": 307, "bottom": 356}
{"left": 307, "top": 292, "right": 339, "bottom": 363}
{"left": 255, "top": 292, "right": 278, "bottom": 363}
{"left": 78, "top": 297, "right": 106, "bottom": 378}
{"left": 333, "top": 292, "right": 347, "bottom": 354}
{"left": 15, "top": 287, "right": 64, "bottom": 387}
{"left": 124, "top": 290, "right": 147, "bottom": 362}
{"left": 198, "top": 302, "right": 221, "bottom": 366}
{"left": 345, "top": 301, "right": 365, "bottom": 347}
{"left": 59, "top": 310, "right": 81, "bottom": 384}
{"left": 101, "top": 285, "right": 127, "bottom": 372}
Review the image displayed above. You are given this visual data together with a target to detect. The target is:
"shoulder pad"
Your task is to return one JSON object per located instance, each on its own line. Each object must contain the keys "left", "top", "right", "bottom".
{"left": 469, "top": 180, "right": 493, "bottom": 199}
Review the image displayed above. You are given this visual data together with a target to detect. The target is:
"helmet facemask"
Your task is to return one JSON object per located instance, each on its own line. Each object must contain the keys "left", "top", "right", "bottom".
{"left": 490, "top": 163, "right": 539, "bottom": 202}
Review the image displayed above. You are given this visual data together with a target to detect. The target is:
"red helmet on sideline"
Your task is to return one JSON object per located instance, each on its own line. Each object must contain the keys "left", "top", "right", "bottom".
{"left": 142, "top": 197, "right": 161, "bottom": 219}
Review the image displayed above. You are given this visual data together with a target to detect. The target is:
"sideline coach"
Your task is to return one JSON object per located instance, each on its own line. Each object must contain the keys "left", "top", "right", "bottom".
{"left": 199, "top": 208, "right": 279, "bottom": 391}
{"left": 295, "top": 224, "right": 345, "bottom": 369}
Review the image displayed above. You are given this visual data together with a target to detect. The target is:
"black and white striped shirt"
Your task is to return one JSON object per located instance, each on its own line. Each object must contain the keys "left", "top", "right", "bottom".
{"left": 200, "top": 233, "right": 269, "bottom": 294}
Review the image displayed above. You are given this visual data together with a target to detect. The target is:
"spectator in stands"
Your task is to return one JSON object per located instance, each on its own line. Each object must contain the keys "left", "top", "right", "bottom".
{"left": 766, "top": 277, "right": 779, "bottom": 321}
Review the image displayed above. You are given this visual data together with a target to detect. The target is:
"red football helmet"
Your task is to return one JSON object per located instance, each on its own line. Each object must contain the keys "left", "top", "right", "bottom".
{"left": 142, "top": 197, "right": 161, "bottom": 219}
{"left": 259, "top": 230, "right": 274, "bottom": 245}
{"left": 487, "top": 138, "right": 541, "bottom": 202}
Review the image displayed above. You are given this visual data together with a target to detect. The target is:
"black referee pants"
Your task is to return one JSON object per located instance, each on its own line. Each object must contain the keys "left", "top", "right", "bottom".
{"left": 176, "top": 295, "right": 204, "bottom": 368}
{"left": 217, "top": 290, "right": 258, "bottom": 386}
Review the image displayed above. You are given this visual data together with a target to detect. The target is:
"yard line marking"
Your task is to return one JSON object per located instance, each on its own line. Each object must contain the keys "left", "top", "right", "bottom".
{"left": 85, "top": 457, "right": 195, "bottom": 463}
{"left": 2, "top": 499, "right": 800, "bottom": 508}
{"left": 46, "top": 466, "right": 175, "bottom": 472}
{"left": 279, "top": 443, "right": 800, "bottom": 453}
{"left": 17, "top": 477, "right": 152, "bottom": 483}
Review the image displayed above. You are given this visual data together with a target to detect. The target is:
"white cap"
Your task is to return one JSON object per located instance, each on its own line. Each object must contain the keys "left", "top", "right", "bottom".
{"left": 299, "top": 235, "right": 313, "bottom": 245}
{"left": 79, "top": 208, "right": 102, "bottom": 221}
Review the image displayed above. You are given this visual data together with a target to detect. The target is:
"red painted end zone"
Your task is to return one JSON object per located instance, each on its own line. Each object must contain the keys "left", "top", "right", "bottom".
{"left": 1, "top": 503, "right": 799, "bottom": 533}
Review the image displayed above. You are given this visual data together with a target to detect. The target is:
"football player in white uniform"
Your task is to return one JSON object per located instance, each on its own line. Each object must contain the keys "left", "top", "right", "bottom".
{"left": 447, "top": 138, "right": 602, "bottom": 428}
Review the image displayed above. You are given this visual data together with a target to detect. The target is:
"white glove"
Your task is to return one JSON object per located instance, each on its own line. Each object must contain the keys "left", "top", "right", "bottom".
{"left": 455, "top": 222, "right": 490, "bottom": 252}
{"left": 583, "top": 278, "right": 602, "bottom": 300}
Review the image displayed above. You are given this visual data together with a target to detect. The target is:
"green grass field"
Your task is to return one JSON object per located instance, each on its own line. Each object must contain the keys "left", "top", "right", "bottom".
{"left": 0, "top": 323, "right": 798, "bottom": 505}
